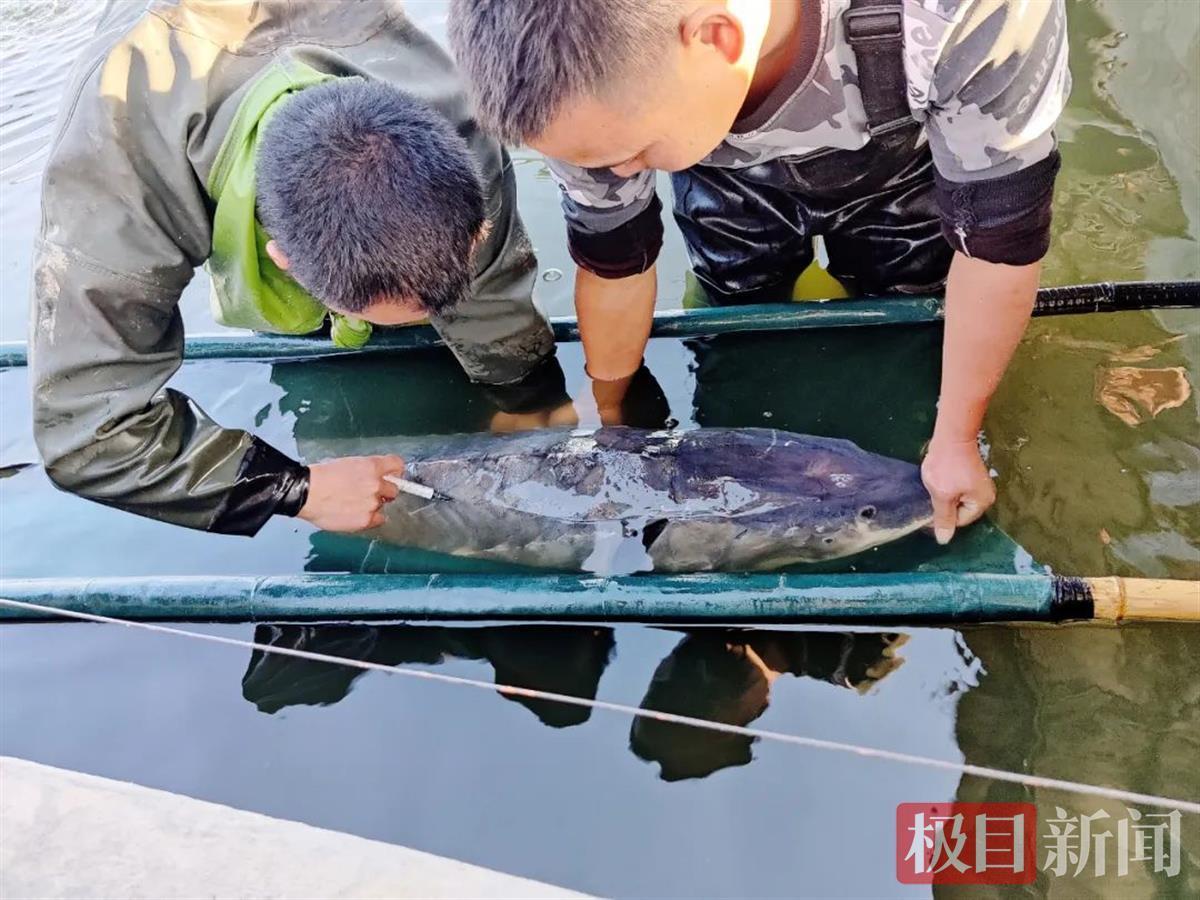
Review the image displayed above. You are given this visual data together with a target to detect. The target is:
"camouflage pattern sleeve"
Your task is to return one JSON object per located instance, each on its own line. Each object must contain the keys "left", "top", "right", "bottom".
{"left": 545, "top": 158, "right": 664, "bottom": 279}
{"left": 919, "top": 0, "right": 1070, "bottom": 264}
{"left": 545, "top": 158, "right": 658, "bottom": 232}
{"left": 923, "top": 0, "right": 1070, "bottom": 182}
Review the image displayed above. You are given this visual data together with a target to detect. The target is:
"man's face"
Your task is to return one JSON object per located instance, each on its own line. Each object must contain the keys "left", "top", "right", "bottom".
{"left": 530, "top": 35, "right": 749, "bottom": 176}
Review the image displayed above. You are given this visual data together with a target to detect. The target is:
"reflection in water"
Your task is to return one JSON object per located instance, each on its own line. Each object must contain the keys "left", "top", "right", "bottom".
{"left": 632, "top": 630, "right": 906, "bottom": 782}
{"left": 984, "top": 0, "right": 1200, "bottom": 580}
{"left": 241, "top": 624, "right": 908, "bottom": 782}
{"left": 274, "top": 350, "right": 501, "bottom": 442}
{"left": 1094, "top": 365, "right": 1192, "bottom": 427}
{"left": 945, "top": 622, "right": 1200, "bottom": 900}
{"left": 243, "top": 623, "right": 615, "bottom": 728}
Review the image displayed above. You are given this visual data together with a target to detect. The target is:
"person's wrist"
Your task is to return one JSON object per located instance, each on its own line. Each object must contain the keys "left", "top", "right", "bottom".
{"left": 210, "top": 440, "right": 309, "bottom": 536}
{"left": 279, "top": 465, "right": 311, "bottom": 518}
{"left": 590, "top": 362, "right": 637, "bottom": 418}
{"left": 480, "top": 353, "right": 570, "bottom": 415}
{"left": 585, "top": 361, "right": 641, "bottom": 383}
{"left": 928, "top": 434, "right": 978, "bottom": 452}
{"left": 930, "top": 404, "right": 985, "bottom": 450}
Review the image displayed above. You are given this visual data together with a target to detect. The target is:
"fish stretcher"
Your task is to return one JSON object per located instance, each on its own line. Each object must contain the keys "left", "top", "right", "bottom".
{"left": 1, "top": 572, "right": 1196, "bottom": 624}
{"left": 2, "top": 279, "right": 1197, "bottom": 624}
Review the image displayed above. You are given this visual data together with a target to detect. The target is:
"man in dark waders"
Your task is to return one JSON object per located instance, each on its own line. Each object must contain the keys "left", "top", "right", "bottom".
{"left": 30, "top": 0, "right": 568, "bottom": 537}
{"left": 450, "top": 0, "right": 1072, "bottom": 544}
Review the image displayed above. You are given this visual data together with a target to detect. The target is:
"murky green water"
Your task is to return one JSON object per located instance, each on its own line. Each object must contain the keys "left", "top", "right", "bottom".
{"left": 0, "top": 1, "right": 1197, "bottom": 896}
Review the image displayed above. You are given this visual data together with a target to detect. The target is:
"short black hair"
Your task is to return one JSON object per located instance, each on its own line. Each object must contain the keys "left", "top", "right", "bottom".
{"left": 449, "top": 0, "right": 678, "bottom": 144}
{"left": 257, "top": 79, "right": 485, "bottom": 315}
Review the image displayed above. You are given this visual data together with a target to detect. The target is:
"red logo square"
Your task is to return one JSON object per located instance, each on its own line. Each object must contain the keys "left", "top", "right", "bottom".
{"left": 897, "top": 802, "right": 1037, "bottom": 884}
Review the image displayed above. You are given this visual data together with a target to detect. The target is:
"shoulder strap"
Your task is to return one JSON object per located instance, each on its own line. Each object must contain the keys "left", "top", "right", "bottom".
{"left": 843, "top": 0, "right": 914, "bottom": 137}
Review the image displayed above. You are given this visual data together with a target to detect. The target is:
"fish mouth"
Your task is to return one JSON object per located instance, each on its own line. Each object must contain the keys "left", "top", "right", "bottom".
{"left": 801, "top": 513, "right": 934, "bottom": 564}
{"left": 851, "top": 511, "right": 935, "bottom": 555}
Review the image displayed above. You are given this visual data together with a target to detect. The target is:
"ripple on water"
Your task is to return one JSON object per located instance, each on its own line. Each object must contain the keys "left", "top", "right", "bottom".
{"left": 0, "top": 0, "right": 106, "bottom": 184}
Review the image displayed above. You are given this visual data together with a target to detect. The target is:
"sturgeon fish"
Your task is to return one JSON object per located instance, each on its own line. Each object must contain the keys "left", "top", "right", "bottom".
{"left": 366, "top": 427, "right": 934, "bottom": 574}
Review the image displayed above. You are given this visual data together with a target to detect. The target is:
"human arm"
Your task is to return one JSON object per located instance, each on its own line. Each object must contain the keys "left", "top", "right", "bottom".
{"left": 587, "top": 357, "right": 672, "bottom": 429}
{"left": 30, "top": 40, "right": 397, "bottom": 535}
{"left": 920, "top": 0, "right": 1070, "bottom": 541}
{"left": 484, "top": 264, "right": 669, "bottom": 431}
{"left": 428, "top": 145, "right": 571, "bottom": 431}
{"left": 486, "top": 356, "right": 578, "bottom": 433}
{"left": 430, "top": 147, "right": 556, "bottom": 386}
{"left": 543, "top": 158, "right": 664, "bottom": 398}
{"left": 922, "top": 254, "right": 1039, "bottom": 542}
{"left": 576, "top": 266, "right": 658, "bottom": 381}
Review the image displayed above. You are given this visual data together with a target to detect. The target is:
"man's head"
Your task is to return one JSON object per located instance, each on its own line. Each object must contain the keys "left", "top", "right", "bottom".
{"left": 257, "top": 79, "right": 486, "bottom": 325}
{"left": 449, "top": 0, "right": 767, "bottom": 175}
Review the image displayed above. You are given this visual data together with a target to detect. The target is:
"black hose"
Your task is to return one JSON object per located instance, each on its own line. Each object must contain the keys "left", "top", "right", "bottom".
{"left": 1033, "top": 280, "right": 1200, "bottom": 317}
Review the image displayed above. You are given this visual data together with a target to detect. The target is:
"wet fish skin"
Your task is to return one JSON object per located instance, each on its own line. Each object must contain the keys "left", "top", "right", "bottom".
{"left": 367, "top": 427, "right": 934, "bottom": 575}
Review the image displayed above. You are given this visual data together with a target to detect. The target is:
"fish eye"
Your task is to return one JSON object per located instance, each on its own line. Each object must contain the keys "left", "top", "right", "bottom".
{"left": 858, "top": 505, "right": 877, "bottom": 521}
{"left": 822, "top": 536, "right": 835, "bottom": 545}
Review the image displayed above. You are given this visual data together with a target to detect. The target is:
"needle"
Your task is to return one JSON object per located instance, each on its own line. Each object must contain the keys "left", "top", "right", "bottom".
{"left": 384, "top": 474, "right": 453, "bottom": 502}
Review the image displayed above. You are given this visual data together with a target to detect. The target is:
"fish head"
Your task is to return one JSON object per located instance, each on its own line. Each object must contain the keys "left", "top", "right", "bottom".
{"left": 749, "top": 440, "right": 934, "bottom": 564}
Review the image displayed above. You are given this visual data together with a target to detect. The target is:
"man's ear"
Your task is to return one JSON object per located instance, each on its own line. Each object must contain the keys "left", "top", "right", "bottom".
{"left": 265, "top": 239, "right": 290, "bottom": 271}
{"left": 680, "top": 3, "right": 744, "bottom": 65}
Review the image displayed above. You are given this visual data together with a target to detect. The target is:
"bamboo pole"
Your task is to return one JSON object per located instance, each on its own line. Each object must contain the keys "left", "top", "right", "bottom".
{"left": 1086, "top": 576, "right": 1200, "bottom": 622}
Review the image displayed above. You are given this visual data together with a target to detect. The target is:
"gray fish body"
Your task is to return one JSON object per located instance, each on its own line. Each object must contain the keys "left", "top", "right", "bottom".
{"left": 372, "top": 427, "right": 934, "bottom": 574}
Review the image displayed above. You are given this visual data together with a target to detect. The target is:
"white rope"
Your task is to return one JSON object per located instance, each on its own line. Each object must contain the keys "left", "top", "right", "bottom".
{"left": 3, "top": 597, "right": 1198, "bottom": 815}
